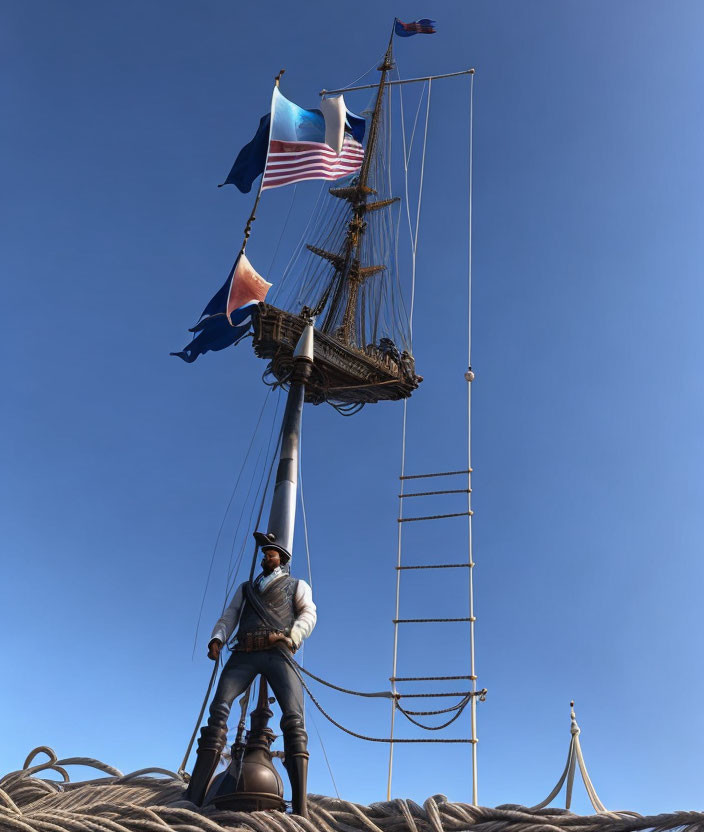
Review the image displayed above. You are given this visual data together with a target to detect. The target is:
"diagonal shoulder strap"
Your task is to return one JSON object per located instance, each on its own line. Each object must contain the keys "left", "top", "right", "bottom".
{"left": 243, "top": 581, "right": 281, "bottom": 631}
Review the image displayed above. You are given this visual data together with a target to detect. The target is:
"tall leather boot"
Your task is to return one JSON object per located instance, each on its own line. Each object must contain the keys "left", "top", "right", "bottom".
{"left": 286, "top": 752, "right": 309, "bottom": 818}
{"left": 184, "top": 724, "right": 227, "bottom": 806}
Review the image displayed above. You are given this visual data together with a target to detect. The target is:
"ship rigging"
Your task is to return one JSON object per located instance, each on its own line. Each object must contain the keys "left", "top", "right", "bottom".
{"left": 175, "top": 18, "right": 482, "bottom": 812}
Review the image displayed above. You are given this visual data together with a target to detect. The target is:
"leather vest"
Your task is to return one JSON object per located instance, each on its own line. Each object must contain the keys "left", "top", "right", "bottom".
{"left": 236, "top": 574, "right": 299, "bottom": 638}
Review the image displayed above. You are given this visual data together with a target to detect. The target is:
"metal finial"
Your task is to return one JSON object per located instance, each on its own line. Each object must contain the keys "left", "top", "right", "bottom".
{"left": 274, "top": 69, "right": 286, "bottom": 87}
{"left": 293, "top": 319, "right": 315, "bottom": 362}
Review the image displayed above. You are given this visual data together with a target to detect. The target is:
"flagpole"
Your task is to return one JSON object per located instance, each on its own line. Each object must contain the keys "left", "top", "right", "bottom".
{"left": 239, "top": 69, "right": 285, "bottom": 257}
{"left": 239, "top": 182, "right": 263, "bottom": 256}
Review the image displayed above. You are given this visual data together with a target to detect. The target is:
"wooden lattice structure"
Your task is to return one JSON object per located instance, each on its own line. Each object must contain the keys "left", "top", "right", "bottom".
{"left": 252, "top": 304, "right": 421, "bottom": 405}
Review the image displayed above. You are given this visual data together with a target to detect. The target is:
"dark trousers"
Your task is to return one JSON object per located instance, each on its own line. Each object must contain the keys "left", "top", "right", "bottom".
{"left": 207, "top": 648, "right": 307, "bottom": 755}
{"left": 187, "top": 647, "right": 308, "bottom": 807}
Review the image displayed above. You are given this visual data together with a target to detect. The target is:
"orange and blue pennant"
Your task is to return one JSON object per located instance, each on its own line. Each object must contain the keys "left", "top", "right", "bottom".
{"left": 171, "top": 253, "right": 271, "bottom": 363}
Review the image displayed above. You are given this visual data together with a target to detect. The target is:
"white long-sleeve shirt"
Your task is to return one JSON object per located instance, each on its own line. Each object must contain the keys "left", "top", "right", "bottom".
{"left": 210, "top": 569, "right": 317, "bottom": 649}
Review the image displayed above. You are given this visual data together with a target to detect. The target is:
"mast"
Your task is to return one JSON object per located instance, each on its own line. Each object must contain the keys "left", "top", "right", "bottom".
{"left": 357, "top": 29, "right": 395, "bottom": 190}
{"left": 309, "top": 28, "right": 397, "bottom": 347}
{"left": 264, "top": 321, "right": 315, "bottom": 554}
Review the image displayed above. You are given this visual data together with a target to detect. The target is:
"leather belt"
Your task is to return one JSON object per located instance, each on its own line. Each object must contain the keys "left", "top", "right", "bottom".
{"left": 234, "top": 629, "right": 284, "bottom": 653}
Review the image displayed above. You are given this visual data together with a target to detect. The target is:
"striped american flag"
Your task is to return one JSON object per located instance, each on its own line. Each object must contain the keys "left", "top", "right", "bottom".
{"left": 261, "top": 135, "right": 365, "bottom": 191}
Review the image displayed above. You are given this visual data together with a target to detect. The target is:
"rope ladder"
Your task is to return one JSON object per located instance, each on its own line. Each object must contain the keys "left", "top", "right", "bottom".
{"left": 386, "top": 70, "right": 480, "bottom": 803}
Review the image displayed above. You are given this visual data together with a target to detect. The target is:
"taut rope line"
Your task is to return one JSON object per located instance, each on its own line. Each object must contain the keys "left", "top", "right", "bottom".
{"left": 298, "top": 432, "right": 341, "bottom": 799}
{"left": 273, "top": 650, "right": 482, "bottom": 744}
{"left": 178, "top": 661, "right": 220, "bottom": 778}
{"left": 387, "top": 67, "right": 433, "bottom": 802}
{"left": 466, "top": 66, "right": 478, "bottom": 808}
{"left": 192, "top": 386, "right": 275, "bottom": 657}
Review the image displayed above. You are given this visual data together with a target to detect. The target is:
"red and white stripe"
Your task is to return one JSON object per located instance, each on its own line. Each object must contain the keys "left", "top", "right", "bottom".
{"left": 262, "top": 136, "right": 364, "bottom": 190}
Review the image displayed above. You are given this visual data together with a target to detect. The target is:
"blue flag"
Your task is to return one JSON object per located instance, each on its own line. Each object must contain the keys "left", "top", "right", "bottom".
{"left": 170, "top": 305, "right": 254, "bottom": 364}
{"left": 171, "top": 253, "right": 271, "bottom": 363}
{"left": 219, "top": 114, "right": 271, "bottom": 192}
{"left": 394, "top": 18, "right": 437, "bottom": 37}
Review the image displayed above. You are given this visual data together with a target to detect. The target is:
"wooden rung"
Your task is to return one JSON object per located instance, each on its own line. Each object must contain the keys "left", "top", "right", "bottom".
{"left": 393, "top": 617, "right": 471, "bottom": 623}
{"left": 389, "top": 738, "right": 473, "bottom": 743}
{"left": 399, "top": 488, "right": 471, "bottom": 498}
{"left": 391, "top": 675, "right": 472, "bottom": 682}
{"left": 400, "top": 691, "right": 472, "bottom": 698}
{"left": 399, "top": 511, "right": 473, "bottom": 523}
{"left": 400, "top": 469, "right": 472, "bottom": 480}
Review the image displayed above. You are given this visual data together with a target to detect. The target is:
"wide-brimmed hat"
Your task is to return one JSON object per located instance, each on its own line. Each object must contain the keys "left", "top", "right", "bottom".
{"left": 253, "top": 531, "right": 291, "bottom": 564}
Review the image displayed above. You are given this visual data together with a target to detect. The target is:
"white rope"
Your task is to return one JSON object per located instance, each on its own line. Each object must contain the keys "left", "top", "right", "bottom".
{"left": 223, "top": 388, "right": 283, "bottom": 602}
{"left": 410, "top": 79, "right": 432, "bottom": 337}
{"left": 467, "top": 72, "right": 474, "bottom": 369}
{"left": 224, "top": 388, "right": 284, "bottom": 599}
{"left": 308, "top": 708, "right": 341, "bottom": 800}
{"left": 530, "top": 739, "right": 575, "bottom": 812}
{"left": 530, "top": 706, "right": 608, "bottom": 814}
{"left": 386, "top": 73, "right": 407, "bottom": 798}
{"left": 191, "top": 386, "right": 276, "bottom": 657}
{"left": 298, "top": 434, "right": 340, "bottom": 800}
{"left": 398, "top": 71, "right": 427, "bottom": 171}
{"left": 270, "top": 182, "right": 327, "bottom": 307}
{"left": 386, "top": 74, "right": 433, "bottom": 801}
{"left": 466, "top": 69, "right": 478, "bottom": 807}
{"left": 576, "top": 736, "right": 607, "bottom": 814}
{"left": 386, "top": 397, "right": 408, "bottom": 801}
{"left": 266, "top": 185, "right": 298, "bottom": 276}
{"left": 338, "top": 52, "right": 386, "bottom": 92}
{"left": 298, "top": 433, "right": 313, "bottom": 594}
{"left": 397, "top": 80, "right": 430, "bottom": 340}
{"left": 389, "top": 67, "right": 407, "bottom": 352}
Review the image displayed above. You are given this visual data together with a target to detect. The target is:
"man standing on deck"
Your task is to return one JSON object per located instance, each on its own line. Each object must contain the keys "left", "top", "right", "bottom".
{"left": 185, "top": 531, "right": 317, "bottom": 817}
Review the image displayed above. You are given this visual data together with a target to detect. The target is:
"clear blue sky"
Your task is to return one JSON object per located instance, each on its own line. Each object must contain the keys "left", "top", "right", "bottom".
{"left": 3, "top": 0, "right": 704, "bottom": 816}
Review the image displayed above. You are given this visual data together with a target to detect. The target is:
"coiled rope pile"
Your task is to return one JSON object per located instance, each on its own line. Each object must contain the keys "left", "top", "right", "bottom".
{"left": 1, "top": 748, "right": 703, "bottom": 832}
